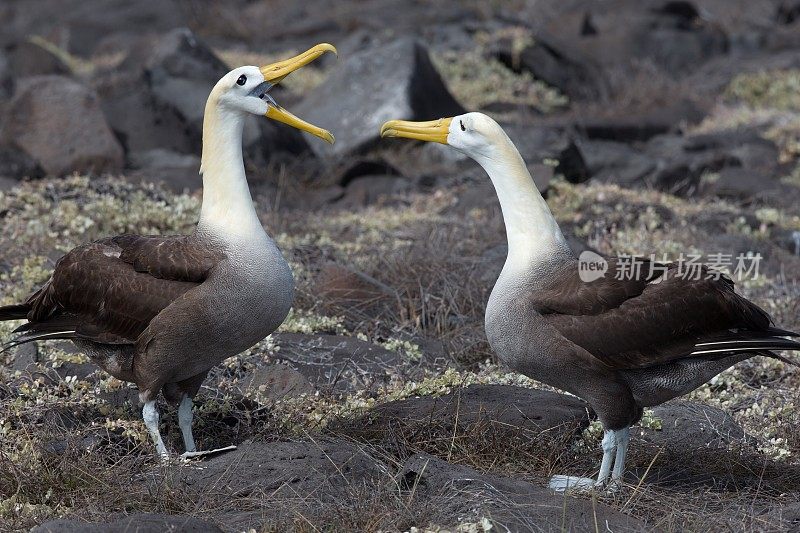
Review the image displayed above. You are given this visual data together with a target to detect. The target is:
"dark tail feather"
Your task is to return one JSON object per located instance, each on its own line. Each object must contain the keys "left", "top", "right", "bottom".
{"left": 692, "top": 334, "right": 800, "bottom": 368}
{"left": 0, "top": 331, "right": 77, "bottom": 355}
{"left": 693, "top": 337, "right": 800, "bottom": 354}
{"left": 765, "top": 326, "right": 800, "bottom": 338}
{"left": 756, "top": 350, "right": 800, "bottom": 369}
{"left": 0, "top": 304, "right": 29, "bottom": 321}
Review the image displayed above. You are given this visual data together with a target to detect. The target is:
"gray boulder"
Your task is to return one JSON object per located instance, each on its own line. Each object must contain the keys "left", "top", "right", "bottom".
{"left": 538, "top": 0, "right": 728, "bottom": 77}
{"left": 578, "top": 128, "right": 783, "bottom": 196}
{"left": 502, "top": 124, "right": 589, "bottom": 184}
{"left": 96, "top": 29, "right": 305, "bottom": 166}
{"left": 1, "top": 0, "right": 184, "bottom": 56}
{"left": 271, "top": 333, "right": 406, "bottom": 392}
{"left": 338, "top": 175, "right": 412, "bottom": 207}
{"left": 707, "top": 167, "right": 780, "bottom": 200}
{"left": 0, "top": 143, "right": 45, "bottom": 180}
{"left": 178, "top": 439, "right": 387, "bottom": 530}
{"left": 493, "top": 35, "right": 607, "bottom": 100}
{"left": 338, "top": 384, "right": 590, "bottom": 441}
{"left": 1, "top": 75, "right": 124, "bottom": 176}
{"left": 577, "top": 139, "right": 655, "bottom": 186}
{"left": 575, "top": 98, "right": 707, "bottom": 143}
{"left": 398, "top": 453, "right": 649, "bottom": 532}
{"left": 640, "top": 401, "right": 748, "bottom": 451}
{"left": 128, "top": 148, "right": 201, "bottom": 191}
{"left": 293, "top": 37, "right": 464, "bottom": 159}
{"left": 230, "top": 363, "right": 315, "bottom": 402}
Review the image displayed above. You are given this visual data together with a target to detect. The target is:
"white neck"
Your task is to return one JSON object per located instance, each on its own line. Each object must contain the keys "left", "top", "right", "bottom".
{"left": 471, "top": 134, "right": 570, "bottom": 274}
{"left": 197, "top": 101, "right": 265, "bottom": 240}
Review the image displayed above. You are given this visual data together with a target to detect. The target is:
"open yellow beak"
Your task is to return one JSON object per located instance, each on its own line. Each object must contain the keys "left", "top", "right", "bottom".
{"left": 380, "top": 118, "right": 453, "bottom": 144}
{"left": 260, "top": 43, "right": 337, "bottom": 144}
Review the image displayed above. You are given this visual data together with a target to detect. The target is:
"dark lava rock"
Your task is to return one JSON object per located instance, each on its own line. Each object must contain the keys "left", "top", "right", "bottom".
{"left": 398, "top": 453, "right": 649, "bottom": 532}
{"left": 338, "top": 175, "right": 412, "bottom": 207}
{"left": 128, "top": 148, "right": 201, "bottom": 192}
{"left": 182, "top": 439, "right": 386, "bottom": 496}
{"left": 538, "top": 0, "right": 728, "bottom": 77}
{"left": 338, "top": 384, "right": 590, "bottom": 441}
{"left": 271, "top": 333, "right": 405, "bottom": 392}
{"left": 6, "top": 343, "right": 38, "bottom": 374}
{"left": 584, "top": 127, "right": 783, "bottom": 195}
{"left": 502, "top": 124, "right": 589, "bottom": 184}
{"left": 684, "top": 129, "right": 781, "bottom": 170}
{"left": 0, "top": 143, "right": 45, "bottom": 180}
{"left": 645, "top": 129, "right": 781, "bottom": 195}
{"left": 493, "top": 35, "right": 607, "bottom": 100}
{"left": 294, "top": 37, "right": 464, "bottom": 159}
{"left": 94, "top": 70, "right": 195, "bottom": 156}
{"left": 577, "top": 139, "right": 655, "bottom": 185}
{"left": 577, "top": 98, "right": 707, "bottom": 143}
{"left": 231, "top": 363, "right": 315, "bottom": 402}
{"left": 639, "top": 401, "right": 747, "bottom": 451}
{"left": 96, "top": 28, "right": 304, "bottom": 165}
{"left": 143, "top": 29, "right": 230, "bottom": 136}
{"left": 33, "top": 513, "right": 222, "bottom": 533}
{"left": 178, "top": 439, "right": 387, "bottom": 530}
{"left": 707, "top": 167, "right": 779, "bottom": 200}
{"left": 138, "top": 28, "right": 269, "bottom": 159}
{"left": 51, "top": 360, "right": 97, "bottom": 382}
{"left": 2, "top": 0, "right": 185, "bottom": 57}
{"left": 329, "top": 157, "right": 402, "bottom": 186}
{"left": 1, "top": 75, "right": 124, "bottom": 176}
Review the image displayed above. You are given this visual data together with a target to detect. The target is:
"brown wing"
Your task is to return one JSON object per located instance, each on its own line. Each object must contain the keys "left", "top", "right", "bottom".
{"left": 532, "top": 258, "right": 662, "bottom": 315}
{"left": 535, "top": 260, "right": 794, "bottom": 370}
{"left": 112, "top": 234, "right": 222, "bottom": 282}
{"left": 17, "top": 234, "right": 224, "bottom": 344}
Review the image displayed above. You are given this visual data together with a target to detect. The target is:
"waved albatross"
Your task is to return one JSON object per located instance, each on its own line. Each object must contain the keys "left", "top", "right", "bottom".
{"left": 381, "top": 112, "right": 800, "bottom": 490}
{"left": 0, "top": 43, "right": 337, "bottom": 458}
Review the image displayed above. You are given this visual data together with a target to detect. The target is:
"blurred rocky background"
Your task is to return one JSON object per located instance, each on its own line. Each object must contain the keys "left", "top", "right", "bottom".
{"left": 1, "top": 1, "right": 800, "bottom": 532}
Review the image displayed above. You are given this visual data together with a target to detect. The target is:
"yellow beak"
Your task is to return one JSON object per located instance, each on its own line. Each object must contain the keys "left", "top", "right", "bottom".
{"left": 380, "top": 118, "right": 453, "bottom": 144}
{"left": 260, "top": 43, "right": 337, "bottom": 144}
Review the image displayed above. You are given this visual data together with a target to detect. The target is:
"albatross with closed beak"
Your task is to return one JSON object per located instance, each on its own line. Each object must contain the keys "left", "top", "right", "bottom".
{"left": 381, "top": 112, "right": 800, "bottom": 490}
{"left": 0, "top": 43, "right": 337, "bottom": 458}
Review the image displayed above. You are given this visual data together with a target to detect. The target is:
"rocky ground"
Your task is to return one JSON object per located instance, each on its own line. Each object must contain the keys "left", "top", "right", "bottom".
{"left": 1, "top": 0, "right": 800, "bottom": 531}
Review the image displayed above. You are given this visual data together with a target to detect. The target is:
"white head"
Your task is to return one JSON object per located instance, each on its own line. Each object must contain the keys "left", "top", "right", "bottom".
{"left": 210, "top": 65, "right": 272, "bottom": 116}
{"left": 206, "top": 44, "right": 337, "bottom": 144}
{"left": 380, "top": 112, "right": 511, "bottom": 162}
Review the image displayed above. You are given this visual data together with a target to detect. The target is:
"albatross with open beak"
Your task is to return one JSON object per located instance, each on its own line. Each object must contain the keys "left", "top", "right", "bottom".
{"left": 381, "top": 112, "right": 800, "bottom": 490}
{"left": 0, "top": 43, "right": 337, "bottom": 458}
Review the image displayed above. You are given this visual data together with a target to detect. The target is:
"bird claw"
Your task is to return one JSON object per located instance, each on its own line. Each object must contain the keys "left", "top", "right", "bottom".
{"left": 180, "top": 445, "right": 237, "bottom": 460}
{"left": 548, "top": 475, "right": 623, "bottom": 493}
{"left": 548, "top": 475, "right": 597, "bottom": 493}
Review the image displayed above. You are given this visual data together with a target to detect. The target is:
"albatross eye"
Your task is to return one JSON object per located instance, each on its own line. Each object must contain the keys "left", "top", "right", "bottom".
{"left": 236, "top": 74, "right": 247, "bottom": 86}
{"left": 460, "top": 120, "right": 466, "bottom": 131}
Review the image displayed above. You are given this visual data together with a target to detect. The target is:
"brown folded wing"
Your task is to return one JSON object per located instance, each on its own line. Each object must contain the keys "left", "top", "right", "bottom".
{"left": 23, "top": 234, "right": 224, "bottom": 344}
{"left": 535, "top": 260, "right": 773, "bottom": 370}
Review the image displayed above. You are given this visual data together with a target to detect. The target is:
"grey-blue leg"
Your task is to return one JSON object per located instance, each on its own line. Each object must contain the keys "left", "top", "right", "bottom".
{"left": 142, "top": 400, "right": 168, "bottom": 458}
{"left": 549, "top": 426, "right": 631, "bottom": 492}
{"left": 611, "top": 426, "right": 631, "bottom": 481}
{"left": 178, "top": 394, "right": 196, "bottom": 453}
{"left": 595, "top": 429, "right": 617, "bottom": 486}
